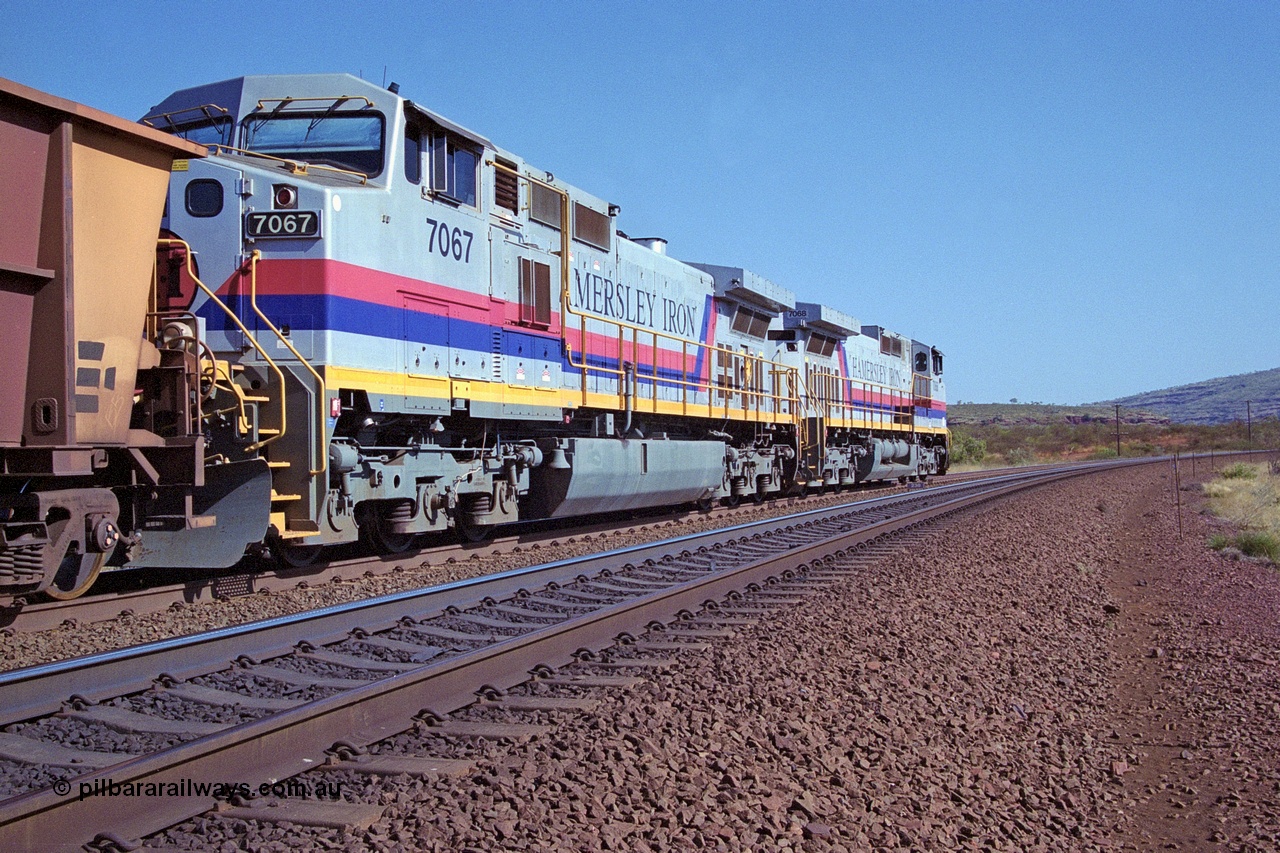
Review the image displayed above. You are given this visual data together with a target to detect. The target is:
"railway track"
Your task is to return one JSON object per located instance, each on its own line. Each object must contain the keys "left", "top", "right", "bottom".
{"left": 0, "top": 460, "right": 1147, "bottom": 850}
{"left": 0, "top": 467, "right": 1020, "bottom": 636}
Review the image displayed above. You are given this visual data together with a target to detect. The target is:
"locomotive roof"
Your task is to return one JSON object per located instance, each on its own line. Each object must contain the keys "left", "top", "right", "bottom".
{"left": 143, "top": 73, "right": 491, "bottom": 148}
{"left": 684, "top": 263, "right": 796, "bottom": 313}
{"left": 785, "top": 302, "right": 859, "bottom": 337}
{"left": 141, "top": 73, "right": 616, "bottom": 211}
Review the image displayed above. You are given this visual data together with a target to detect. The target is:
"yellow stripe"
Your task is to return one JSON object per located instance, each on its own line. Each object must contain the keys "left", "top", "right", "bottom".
{"left": 324, "top": 366, "right": 950, "bottom": 434}
{"left": 324, "top": 365, "right": 450, "bottom": 400}
{"left": 326, "top": 366, "right": 805, "bottom": 426}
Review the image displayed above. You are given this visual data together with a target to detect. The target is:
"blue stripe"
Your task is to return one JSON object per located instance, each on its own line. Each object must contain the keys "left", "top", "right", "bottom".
{"left": 205, "top": 293, "right": 702, "bottom": 388}
{"left": 199, "top": 293, "right": 945, "bottom": 423}
{"left": 201, "top": 293, "right": 496, "bottom": 353}
{"left": 691, "top": 294, "right": 713, "bottom": 383}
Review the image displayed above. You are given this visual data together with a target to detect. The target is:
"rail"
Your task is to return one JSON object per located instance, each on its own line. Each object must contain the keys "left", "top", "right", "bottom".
{"left": 2, "top": 465, "right": 1049, "bottom": 636}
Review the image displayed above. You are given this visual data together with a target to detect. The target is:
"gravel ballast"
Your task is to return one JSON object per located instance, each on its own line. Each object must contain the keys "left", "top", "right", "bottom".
{"left": 2, "top": 492, "right": 880, "bottom": 671}
{"left": 131, "top": 462, "right": 1280, "bottom": 851}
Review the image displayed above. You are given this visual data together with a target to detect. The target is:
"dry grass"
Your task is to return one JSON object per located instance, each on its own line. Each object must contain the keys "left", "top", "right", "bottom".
{"left": 1204, "top": 463, "right": 1280, "bottom": 564}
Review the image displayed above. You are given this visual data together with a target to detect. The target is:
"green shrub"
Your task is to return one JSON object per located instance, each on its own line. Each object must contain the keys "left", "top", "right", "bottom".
{"left": 1005, "top": 447, "right": 1034, "bottom": 466}
{"left": 1235, "top": 531, "right": 1280, "bottom": 562}
{"left": 950, "top": 432, "right": 987, "bottom": 465}
{"left": 1206, "top": 531, "right": 1280, "bottom": 564}
{"left": 1221, "top": 462, "right": 1257, "bottom": 480}
{"left": 1088, "top": 447, "right": 1119, "bottom": 460}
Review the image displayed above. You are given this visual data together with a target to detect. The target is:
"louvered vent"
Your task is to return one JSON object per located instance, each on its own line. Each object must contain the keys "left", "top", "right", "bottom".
{"left": 494, "top": 163, "right": 518, "bottom": 214}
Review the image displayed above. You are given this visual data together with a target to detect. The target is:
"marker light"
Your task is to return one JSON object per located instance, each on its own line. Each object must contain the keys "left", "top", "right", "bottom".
{"left": 273, "top": 184, "right": 298, "bottom": 209}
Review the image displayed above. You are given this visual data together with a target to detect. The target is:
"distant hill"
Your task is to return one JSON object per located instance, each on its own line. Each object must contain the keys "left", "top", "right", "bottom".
{"left": 948, "top": 403, "right": 1167, "bottom": 427}
{"left": 1096, "top": 367, "right": 1280, "bottom": 425}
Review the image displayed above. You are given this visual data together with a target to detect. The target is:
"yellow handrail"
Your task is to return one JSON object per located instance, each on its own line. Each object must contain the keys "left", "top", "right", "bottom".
{"left": 254, "top": 95, "right": 374, "bottom": 111}
{"left": 207, "top": 144, "right": 368, "bottom": 183}
{"left": 246, "top": 250, "right": 329, "bottom": 477}
{"left": 156, "top": 238, "right": 289, "bottom": 453}
{"left": 795, "top": 367, "right": 926, "bottom": 434}
{"left": 140, "top": 103, "right": 230, "bottom": 131}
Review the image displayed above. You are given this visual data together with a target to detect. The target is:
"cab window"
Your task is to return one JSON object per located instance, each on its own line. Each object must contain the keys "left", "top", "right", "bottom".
{"left": 431, "top": 133, "right": 478, "bottom": 206}
{"left": 244, "top": 112, "right": 385, "bottom": 176}
{"left": 806, "top": 334, "right": 837, "bottom": 357}
{"left": 404, "top": 123, "right": 422, "bottom": 184}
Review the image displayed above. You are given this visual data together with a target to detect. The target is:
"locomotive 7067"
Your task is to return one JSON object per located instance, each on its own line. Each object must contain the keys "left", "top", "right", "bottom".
{"left": 0, "top": 74, "right": 946, "bottom": 599}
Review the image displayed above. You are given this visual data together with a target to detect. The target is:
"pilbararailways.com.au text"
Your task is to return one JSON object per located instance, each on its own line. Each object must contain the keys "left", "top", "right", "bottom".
{"left": 59, "top": 777, "right": 342, "bottom": 801}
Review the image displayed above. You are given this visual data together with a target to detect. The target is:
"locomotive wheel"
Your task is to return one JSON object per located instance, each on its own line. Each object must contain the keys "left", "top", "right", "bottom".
{"left": 724, "top": 494, "right": 741, "bottom": 508}
{"left": 274, "top": 538, "right": 324, "bottom": 568}
{"left": 44, "top": 549, "right": 106, "bottom": 601}
{"left": 358, "top": 502, "right": 419, "bottom": 555}
{"left": 365, "top": 518, "right": 418, "bottom": 554}
{"left": 752, "top": 486, "right": 766, "bottom": 504}
{"left": 456, "top": 518, "right": 494, "bottom": 543}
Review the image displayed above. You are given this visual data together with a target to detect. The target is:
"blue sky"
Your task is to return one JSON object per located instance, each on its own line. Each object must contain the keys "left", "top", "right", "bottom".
{"left": 5, "top": 1, "right": 1278, "bottom": 404}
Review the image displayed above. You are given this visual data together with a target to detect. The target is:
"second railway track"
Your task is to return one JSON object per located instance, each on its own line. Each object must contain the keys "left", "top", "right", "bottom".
{"left": 0, "top": 460, "right": 1145, "bottom": 851}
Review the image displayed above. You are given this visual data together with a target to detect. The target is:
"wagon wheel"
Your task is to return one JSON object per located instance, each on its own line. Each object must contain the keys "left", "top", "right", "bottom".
{"left": 723, "top": 493, "right": 741, "bottom": 508}
{"left": 43, "top": 548, "right": 106, "bottom": 601}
